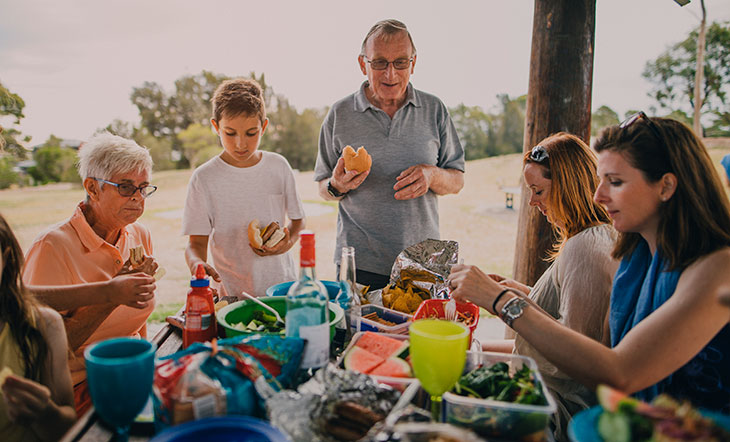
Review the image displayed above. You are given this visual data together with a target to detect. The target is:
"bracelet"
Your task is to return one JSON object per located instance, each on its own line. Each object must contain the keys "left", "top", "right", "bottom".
{"left": 492, "top": 288, "right": 511, "bottom": 314}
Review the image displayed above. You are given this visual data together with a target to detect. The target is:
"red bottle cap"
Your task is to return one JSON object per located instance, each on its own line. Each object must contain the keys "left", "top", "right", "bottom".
{"left": 300, "top": 231, "right": 315, "bottom": 267}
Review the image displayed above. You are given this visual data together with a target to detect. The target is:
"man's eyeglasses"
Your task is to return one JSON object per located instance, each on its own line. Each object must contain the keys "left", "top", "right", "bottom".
{"left": 92, "top": 178, "right": 157, "bottom": 198}
{"left": 529, "top": 145, "right": 549, "bottom": 163}
{"left": 620, "top": 111, "right": 663, "bottom": 142}
{"left": 364, "top": 57, "right": 413, "bottom": 70}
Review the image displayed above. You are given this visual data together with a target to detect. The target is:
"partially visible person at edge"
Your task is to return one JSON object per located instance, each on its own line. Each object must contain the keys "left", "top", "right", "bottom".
{"left": 314, "top": 19, "right": 465, "bottom": 290}
{"left": 0, "top": 128, "right": 75, "bottom": 441}
{"left": 481, "top": 132, "right": 617, "bottom": 441}
{"left": 22, "top": 133, "right": 158, "bottom": 415}
{"left": 450, "top": 114, "right": 730, "bottom": 415}
{"left": 183, "top": 78, "right": 305, "bottom": 298}
{"left": 0, "top": 214, "right": 76, "bottom": 441}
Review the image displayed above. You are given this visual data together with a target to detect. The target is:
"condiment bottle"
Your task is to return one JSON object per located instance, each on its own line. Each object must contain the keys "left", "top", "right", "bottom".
{"left": 183, "top": 264, "right": 217, "bottom": 348}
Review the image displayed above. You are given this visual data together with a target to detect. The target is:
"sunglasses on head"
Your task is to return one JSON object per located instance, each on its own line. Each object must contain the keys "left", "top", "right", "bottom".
{"left": 620, "top": 111, "right": 663, "bottom": 142}
{"left": 529, "top": 145, "right": 548, "bottom": 163}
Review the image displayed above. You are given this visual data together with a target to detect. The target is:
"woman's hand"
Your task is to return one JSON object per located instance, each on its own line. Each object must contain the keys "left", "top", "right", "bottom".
{"left": 2, "top": 375, "right": 54, "bottom": 425}
{"left": 449, "top": 264, "right": 506, "bottom": 314}
{"left": 105, "top": 272, "right": 156, "bottom": 309}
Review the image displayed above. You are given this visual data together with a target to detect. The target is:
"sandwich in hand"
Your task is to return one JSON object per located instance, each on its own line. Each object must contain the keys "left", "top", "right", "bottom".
{"left": 129, "top": 245, "right": 146, "bottom": 268}
{"left": 128, "top": 245, "right": 166, "bottom": 280}
{"left": 248, "top": 220, "right": 286, "bottom": 250}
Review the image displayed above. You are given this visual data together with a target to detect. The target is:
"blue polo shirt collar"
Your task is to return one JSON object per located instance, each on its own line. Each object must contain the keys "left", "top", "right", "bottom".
{"left": 354, "top": 81, "right": 420, "bottom": 113}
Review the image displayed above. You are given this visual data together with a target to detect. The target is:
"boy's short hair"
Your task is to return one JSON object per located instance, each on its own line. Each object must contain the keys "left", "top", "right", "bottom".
{"left": 211, "top": 78, "right": 266, "bottom": 124}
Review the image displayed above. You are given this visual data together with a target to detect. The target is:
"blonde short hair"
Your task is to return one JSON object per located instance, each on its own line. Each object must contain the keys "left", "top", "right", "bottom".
{"left": 77, "top": 132, "right": 152, "bottom": 181}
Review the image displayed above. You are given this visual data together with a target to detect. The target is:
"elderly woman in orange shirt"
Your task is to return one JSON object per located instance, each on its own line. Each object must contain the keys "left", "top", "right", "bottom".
{"left": 23, "top": 132, "right": 159, "bottom": 415}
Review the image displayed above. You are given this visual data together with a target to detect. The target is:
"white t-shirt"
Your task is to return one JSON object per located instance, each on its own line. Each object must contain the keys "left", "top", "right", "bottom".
{"left": 182, "top": 152, "right": 305, "bottom": 298}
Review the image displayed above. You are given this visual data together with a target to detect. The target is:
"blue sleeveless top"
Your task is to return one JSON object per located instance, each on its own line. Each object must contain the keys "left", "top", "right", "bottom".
{"left": 610, "top": 240, "right": 730, "bottom": 412}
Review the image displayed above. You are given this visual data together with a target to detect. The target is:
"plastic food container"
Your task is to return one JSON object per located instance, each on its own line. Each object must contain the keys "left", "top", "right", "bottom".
{"left": 413, "top": 299, "right": 480, "bottom": 342}
{"left": 338, "top": 332, "right": 418, "bottom": 392}
{"left": 441, "top": 351, "right": 557, "bottom": 441}
{"left": 357, "top": 304, "right": 412, "bottom": 335}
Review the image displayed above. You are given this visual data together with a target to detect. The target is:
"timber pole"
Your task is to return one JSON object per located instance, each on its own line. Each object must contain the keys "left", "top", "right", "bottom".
{"left": 513, "top": 0, "right": 597, "bottom": 285}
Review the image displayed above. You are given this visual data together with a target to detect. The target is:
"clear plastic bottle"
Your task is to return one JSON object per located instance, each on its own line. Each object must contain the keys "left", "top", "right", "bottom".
{"left": 336, "top": 246, "right": 361, "bottom": 344}
{"left": 285, "top": 231, "right": 329, "bottom": 370}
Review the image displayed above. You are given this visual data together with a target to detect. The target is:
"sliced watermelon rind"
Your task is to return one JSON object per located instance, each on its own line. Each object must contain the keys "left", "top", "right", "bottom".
{"left": 369, "top": 356, "right": 412, "bottom": 378}
{"left": 355, "top": 332, "right": 409, "bottom": 359}
{"left": 344, "top": 346, "right": 385, "bottom": 374}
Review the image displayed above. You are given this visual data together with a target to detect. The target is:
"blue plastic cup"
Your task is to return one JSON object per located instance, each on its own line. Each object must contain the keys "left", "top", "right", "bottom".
{"left": 84, "top": 337, "right": 156, "bottom": 440}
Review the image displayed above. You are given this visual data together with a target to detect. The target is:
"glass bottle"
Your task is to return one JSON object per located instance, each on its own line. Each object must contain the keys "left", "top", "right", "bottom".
{"left": 285, "top": 231, "right": 329, "bottom": 370}
{"left": 336, "top": 246, "right": 361, "bottom": 344}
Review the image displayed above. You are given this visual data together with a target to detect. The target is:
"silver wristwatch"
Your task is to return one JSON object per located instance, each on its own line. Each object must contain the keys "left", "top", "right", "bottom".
{"left": 500, "top": 297, "right": 528, "bottom": 328}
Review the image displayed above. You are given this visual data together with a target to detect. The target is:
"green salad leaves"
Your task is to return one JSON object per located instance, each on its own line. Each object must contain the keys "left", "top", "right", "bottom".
{"left": 452, "top": 362, "right": 547, "bottom": 406}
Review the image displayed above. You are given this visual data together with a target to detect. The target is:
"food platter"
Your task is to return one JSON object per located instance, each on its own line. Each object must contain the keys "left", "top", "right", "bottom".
{"left": 568, "top": 406, "right": 730, "bottom": 442}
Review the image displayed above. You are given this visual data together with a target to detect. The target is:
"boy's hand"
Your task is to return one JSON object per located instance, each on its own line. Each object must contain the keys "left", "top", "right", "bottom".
{"left": 251, "top": 228, "right": 292, "bottom": 256}
{"left": 189, "top": 260, "right": 221, "bottom": 282}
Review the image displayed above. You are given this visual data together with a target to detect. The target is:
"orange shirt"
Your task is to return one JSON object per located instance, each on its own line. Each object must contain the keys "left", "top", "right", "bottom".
{"left": 22, "top": 203, "right": 156, "bottom": 386}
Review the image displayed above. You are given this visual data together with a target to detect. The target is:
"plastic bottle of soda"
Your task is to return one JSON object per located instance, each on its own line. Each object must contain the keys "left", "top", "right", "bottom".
{"left": 183, "top": 264, "right": 217, "bottom": 348}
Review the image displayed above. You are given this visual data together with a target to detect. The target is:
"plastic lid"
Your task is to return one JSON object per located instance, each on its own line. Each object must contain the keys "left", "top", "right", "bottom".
{"left": 190, "top": 264, "right": 209, "bottom": 287}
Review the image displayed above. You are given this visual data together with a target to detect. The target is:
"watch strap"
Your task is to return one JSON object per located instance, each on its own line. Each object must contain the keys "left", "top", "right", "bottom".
{"left": 327, "top": 180, "right": 346, "bottom": 198}
{"left": 500, "top": 297, "right": 528, "bottom": 328}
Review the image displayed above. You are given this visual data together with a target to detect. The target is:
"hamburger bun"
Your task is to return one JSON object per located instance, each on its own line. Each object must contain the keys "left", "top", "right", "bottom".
{"left": 343, "top": 145, "right": 372, "bottom": 173}
{"left": 248, "top": 220, "right": 286, "bottom": 250}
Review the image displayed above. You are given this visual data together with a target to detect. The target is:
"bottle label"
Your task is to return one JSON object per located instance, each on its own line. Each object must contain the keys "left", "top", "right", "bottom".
{"left": 298, "top": 323, "right": 329, "bottom": 369}
{"left": 185, "top": 313, "right": 212, "bottom": 331}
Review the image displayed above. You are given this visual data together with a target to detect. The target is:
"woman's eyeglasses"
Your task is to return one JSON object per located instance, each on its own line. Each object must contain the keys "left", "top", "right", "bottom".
{"left": 92, "top": 178, "right": 157, "bottom": 198}
{"left": 363, "top": 57, "right": 413, "bottom": 70}
{"left": 529, "top": 145, "right": 549, "bottom": 163}
{"left": 620, "top": 111, "right": 663, "bottom": 142}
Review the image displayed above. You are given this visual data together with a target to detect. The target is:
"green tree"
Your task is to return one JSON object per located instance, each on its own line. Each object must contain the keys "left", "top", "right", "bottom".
{"left": 495, "top": 94, "right": 526, "bottom": 155}
{"left": 0, "top": 81, "right": 31, "bottom": 160}
{"left": 450, "top": 104, "right": 492, "bottom": 160}
{"left": 642, "top": 21, "right": 730, "bottom": 133}
{"left": 259, "top": 98, "right": 326, "bottom": 171}
{"left": 591, "top": 105, "right": 620, "bottom": 138}
{"left": 31, "top": 135, "right": 80, "bottom": 184}
{"left": 178, "top": 123, "right": 219, "bottom": 168}
{"left": 0, "top": 157, "right": 20, "bottom": 189}
{"left": 135, "top": 130, "right": 176, "bottom": 171}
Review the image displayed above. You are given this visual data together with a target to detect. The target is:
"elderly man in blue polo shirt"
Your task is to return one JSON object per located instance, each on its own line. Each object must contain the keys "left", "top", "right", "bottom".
{"left": 314, "top": 19, "right": 465, "bottom": 290}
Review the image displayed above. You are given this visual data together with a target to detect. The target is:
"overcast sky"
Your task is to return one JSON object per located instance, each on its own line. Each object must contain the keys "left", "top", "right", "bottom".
{"left": 2, "top": 0, "right": 729, "bottom": 145}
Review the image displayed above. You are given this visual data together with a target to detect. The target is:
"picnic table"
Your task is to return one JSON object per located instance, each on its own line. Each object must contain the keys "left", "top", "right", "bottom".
{"left": 60, "top": 322, "right": 183, "bottom": 442}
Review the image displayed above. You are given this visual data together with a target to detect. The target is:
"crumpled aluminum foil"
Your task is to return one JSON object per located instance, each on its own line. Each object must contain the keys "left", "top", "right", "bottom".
{"left": 266, "top": 364, "right": 401, "bottom": 442}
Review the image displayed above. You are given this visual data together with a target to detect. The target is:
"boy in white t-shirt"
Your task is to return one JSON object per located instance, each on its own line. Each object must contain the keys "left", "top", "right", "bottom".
{"left": 183, "top": 78, "right": 305, "bottom": 298}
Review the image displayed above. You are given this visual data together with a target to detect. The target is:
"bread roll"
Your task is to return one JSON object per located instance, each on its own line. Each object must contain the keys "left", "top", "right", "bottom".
{"left": 343, "top": 145, "right": 372, "bottom": 173}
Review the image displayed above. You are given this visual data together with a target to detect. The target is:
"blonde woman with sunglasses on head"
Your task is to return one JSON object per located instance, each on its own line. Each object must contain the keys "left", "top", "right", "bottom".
{"left": 450, "top": 115, "right": 730, "bottom": 425}
{"left": 475, "top": 132, "right": 617, "bottom": 440}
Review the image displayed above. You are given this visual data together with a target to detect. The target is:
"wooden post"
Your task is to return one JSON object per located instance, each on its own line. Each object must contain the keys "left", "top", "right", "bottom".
{"left": 513, "top": 0, "right": 596, "bottom": 285}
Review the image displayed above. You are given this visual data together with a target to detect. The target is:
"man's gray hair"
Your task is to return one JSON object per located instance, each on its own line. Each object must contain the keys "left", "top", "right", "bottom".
{"left": 77, "top": 132, "right": 153, "bottom": 181}
{"left": 360, "top": 19, "right": 416, "bottom": 56}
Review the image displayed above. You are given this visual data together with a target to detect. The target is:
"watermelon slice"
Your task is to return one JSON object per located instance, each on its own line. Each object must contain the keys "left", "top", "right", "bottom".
{"left": 369, "top": 357, "right": 412, "bottom": 378}
{"left": 597, "top": 384, "right": 655, "bottom": 415}
{"left": 355, "top": 332, "right": 409, "bottom": 359}
{"left": 343, "top": 346, "right": 385, "bottom": 374}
